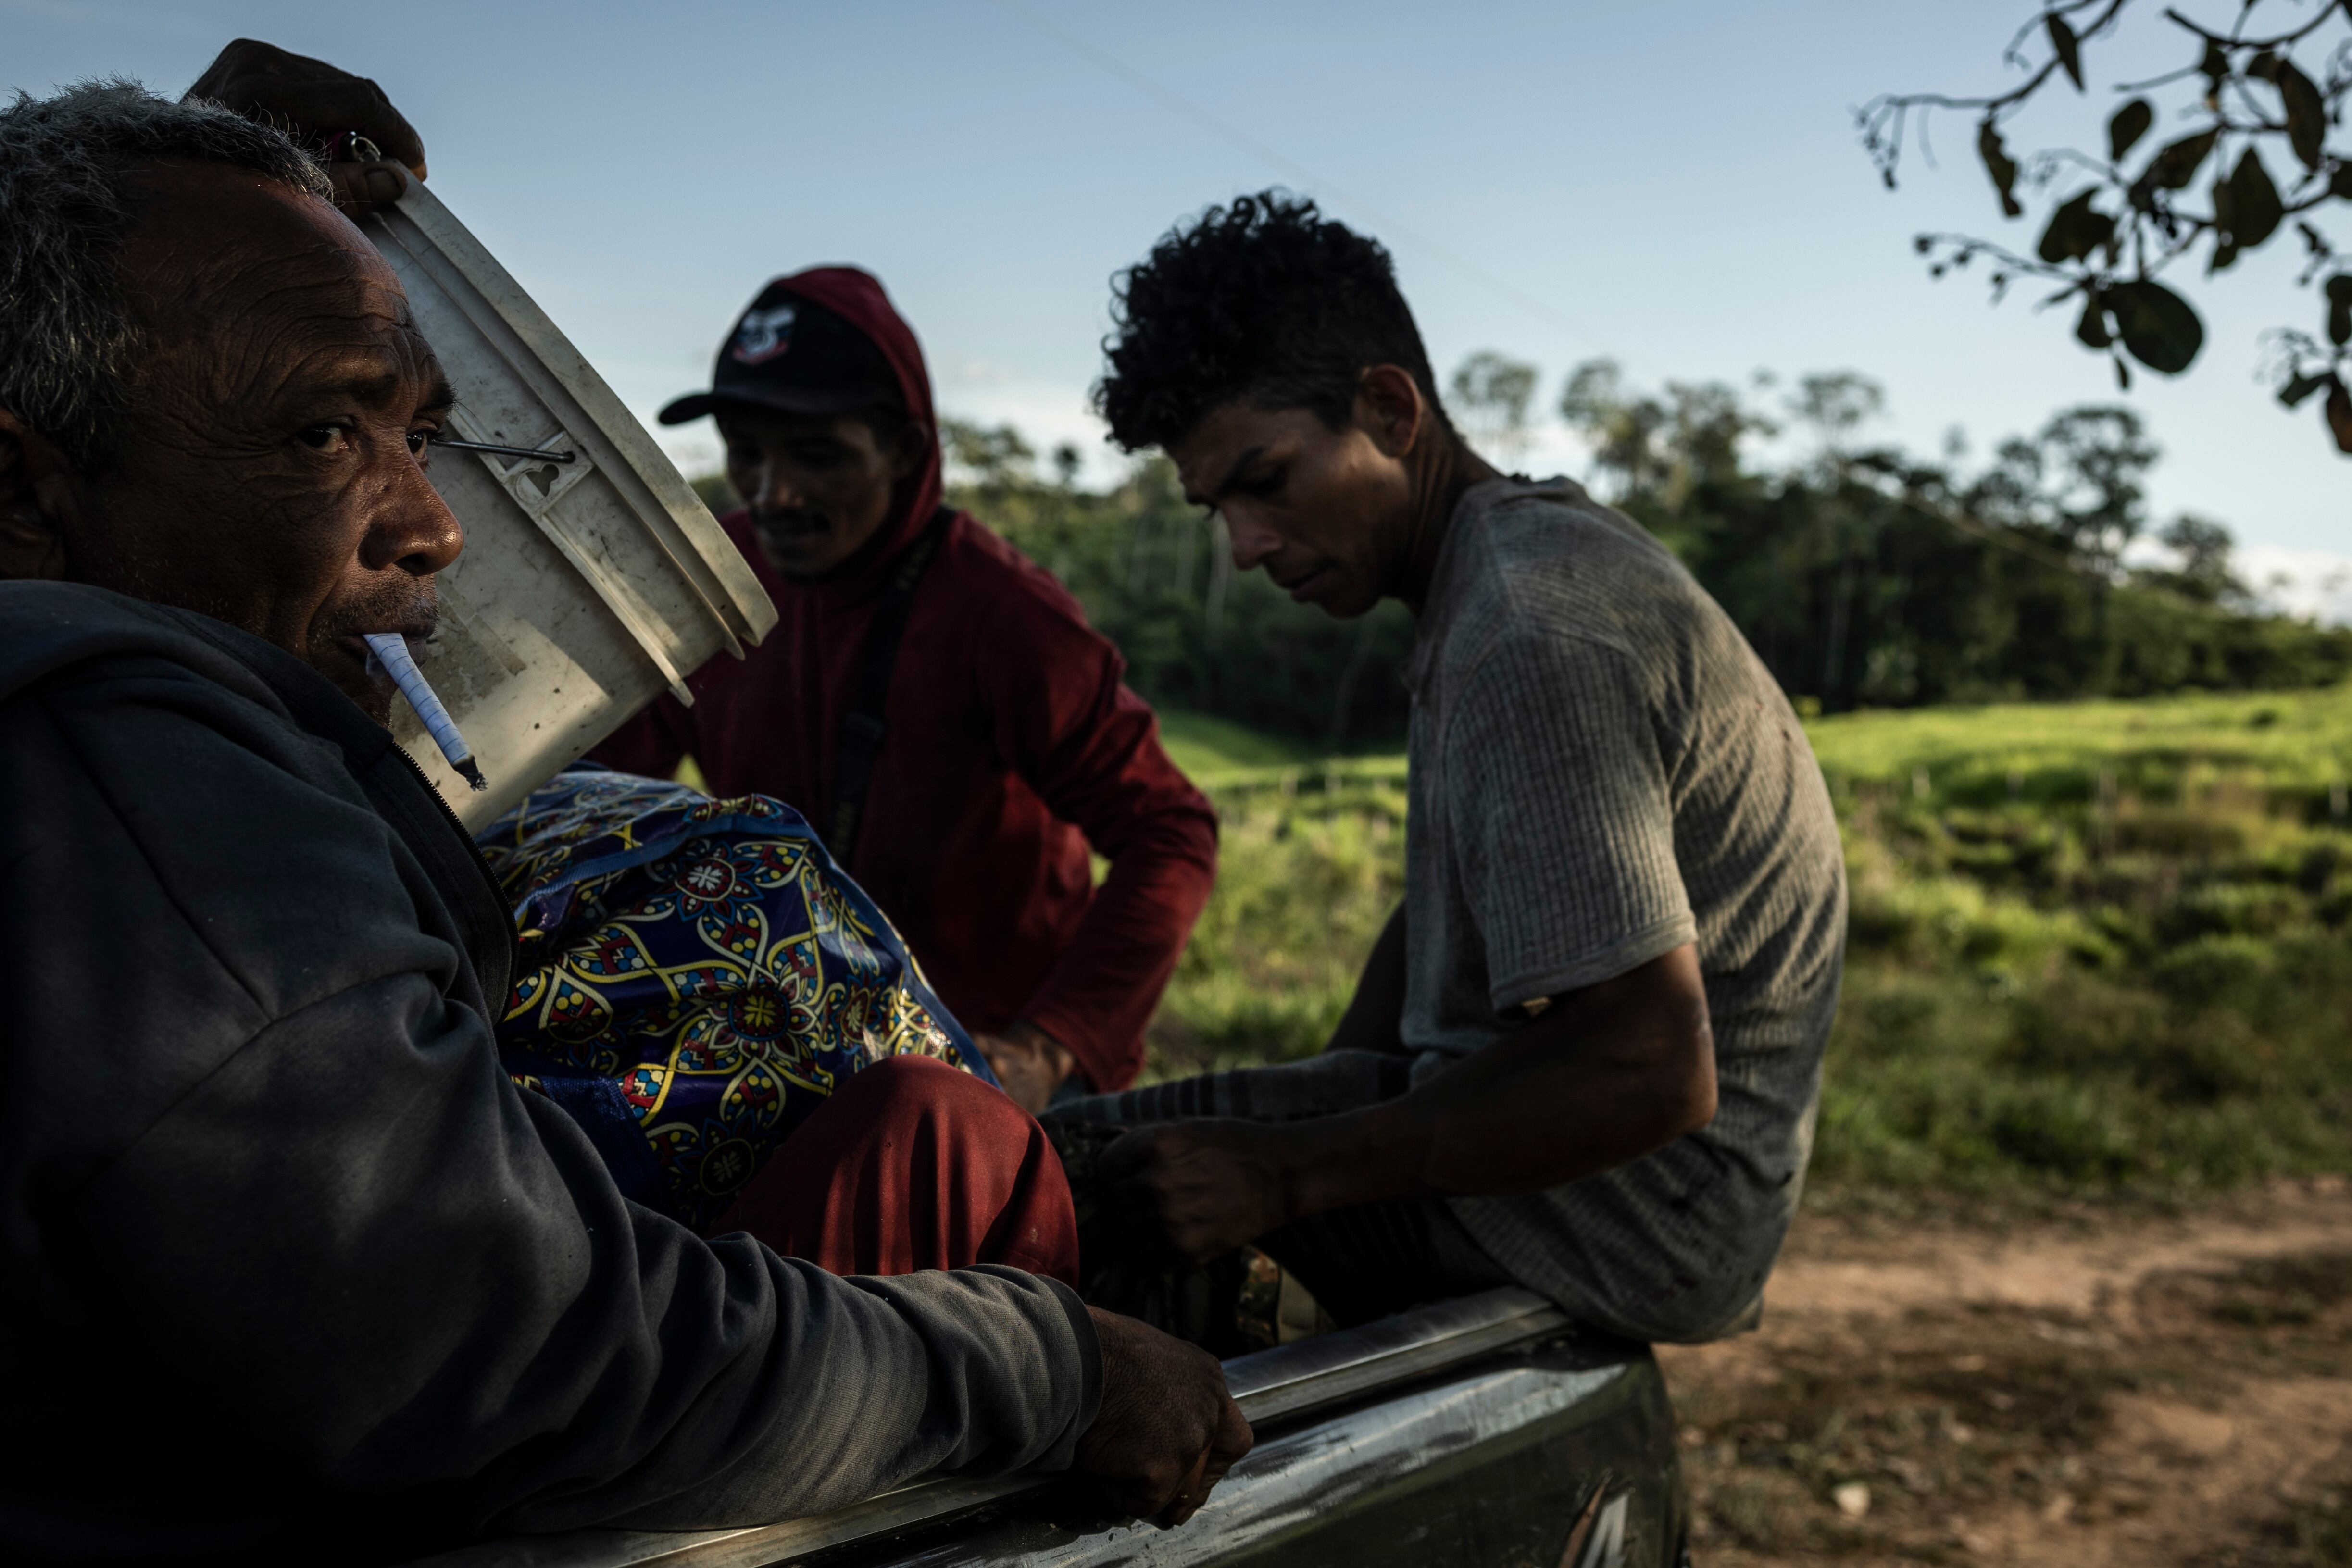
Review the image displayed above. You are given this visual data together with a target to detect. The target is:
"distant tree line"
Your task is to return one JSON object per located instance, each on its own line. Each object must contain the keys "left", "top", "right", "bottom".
{"left": 1556, "top": 361, "right": 2352, "bottom": 716}
{"left": 694, "top": 361, "right": 2352, "bottom": 751}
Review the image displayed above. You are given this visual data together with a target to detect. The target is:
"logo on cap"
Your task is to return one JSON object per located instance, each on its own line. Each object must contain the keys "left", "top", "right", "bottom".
{"left": 732, "top": 304, "right": 799, "bottom": 366}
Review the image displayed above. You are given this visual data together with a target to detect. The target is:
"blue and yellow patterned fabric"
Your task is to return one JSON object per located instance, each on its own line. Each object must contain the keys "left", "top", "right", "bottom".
{"left": 475, "top": 765, "right": 990, "bottom": 1232}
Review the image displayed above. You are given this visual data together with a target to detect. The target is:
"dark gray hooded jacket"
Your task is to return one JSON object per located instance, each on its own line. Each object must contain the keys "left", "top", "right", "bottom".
{"left": 0, "top": 582, "right": 1097, "bottom": 1565}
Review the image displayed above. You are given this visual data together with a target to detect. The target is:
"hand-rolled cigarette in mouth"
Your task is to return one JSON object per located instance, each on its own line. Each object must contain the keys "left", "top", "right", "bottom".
{"left": 363, "top": 632, "right": 487, "bottom": 791}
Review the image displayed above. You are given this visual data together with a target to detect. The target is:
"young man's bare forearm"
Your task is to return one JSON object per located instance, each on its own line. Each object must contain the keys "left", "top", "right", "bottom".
{"left": 1281, "top": 944, "right": 1716, "bottom": 1220}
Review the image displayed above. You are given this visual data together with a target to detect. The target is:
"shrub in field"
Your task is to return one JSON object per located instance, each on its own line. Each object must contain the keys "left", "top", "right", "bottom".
{"left": 1802, "top": 690, "right": 2352, "bottom": 1190}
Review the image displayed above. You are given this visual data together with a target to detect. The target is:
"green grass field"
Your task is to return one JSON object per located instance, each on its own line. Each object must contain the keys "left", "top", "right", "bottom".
{"left": 1152, "top": 709, "right": 1326, "bottom": 778}
{"left": 1152, "top": 686, "right": 2352, "bottom": 1195}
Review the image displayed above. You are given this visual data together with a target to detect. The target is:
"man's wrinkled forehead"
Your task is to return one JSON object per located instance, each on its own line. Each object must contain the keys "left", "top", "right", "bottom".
{"left": 117, "top": 161, "right": 429, "bottom": 397}
{"left": 1173, "top": 401, "right": 1295, "bottom": 509}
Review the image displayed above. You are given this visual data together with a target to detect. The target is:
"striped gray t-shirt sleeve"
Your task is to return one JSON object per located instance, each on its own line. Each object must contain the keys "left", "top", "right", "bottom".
{"left": 1445, "top": 629, "right": 1696, "bottom": 1015}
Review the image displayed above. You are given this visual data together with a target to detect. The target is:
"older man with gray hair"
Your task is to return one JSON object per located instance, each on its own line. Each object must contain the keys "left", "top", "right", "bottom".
{"left": 0, "top": 54, "right": 1243, "bottom": 1567}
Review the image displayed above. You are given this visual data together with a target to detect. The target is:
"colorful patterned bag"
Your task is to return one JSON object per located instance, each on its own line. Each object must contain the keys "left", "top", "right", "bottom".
{"left": 475, "top": 765, "right": 989, "bottom": 1232}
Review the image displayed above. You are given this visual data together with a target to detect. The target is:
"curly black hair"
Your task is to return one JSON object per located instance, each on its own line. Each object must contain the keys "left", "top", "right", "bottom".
{"left": 1094, "top": 190, "right": 1448, "bottom": 453}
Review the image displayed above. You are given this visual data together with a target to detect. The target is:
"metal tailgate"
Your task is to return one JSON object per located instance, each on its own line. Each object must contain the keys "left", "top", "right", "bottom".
{"left": 408, "top": 1288, "right": 1685, "bottom": 1568}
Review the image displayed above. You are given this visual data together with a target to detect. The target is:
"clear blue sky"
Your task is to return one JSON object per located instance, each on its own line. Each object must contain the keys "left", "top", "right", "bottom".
{"left": 12, "top": 0, "right": 2350, "bottom": 610}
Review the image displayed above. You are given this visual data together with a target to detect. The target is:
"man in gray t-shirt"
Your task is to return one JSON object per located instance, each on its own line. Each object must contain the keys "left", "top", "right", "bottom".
{"left": 1395, "top": 474, "right": 1844, "bottom": 1338}
{"left": 1063, "top": 191, "right": 1844, "bottom": 1343}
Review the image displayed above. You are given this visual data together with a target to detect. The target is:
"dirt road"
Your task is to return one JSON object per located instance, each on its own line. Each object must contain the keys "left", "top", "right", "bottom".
{"left": 1658, "top": 1180, "right": 2352, "bottom": 1566}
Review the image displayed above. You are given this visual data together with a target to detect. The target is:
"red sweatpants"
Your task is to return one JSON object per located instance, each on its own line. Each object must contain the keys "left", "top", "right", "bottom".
{"left": 710, "top": 1055, "right": 1081, "bottom": 1287}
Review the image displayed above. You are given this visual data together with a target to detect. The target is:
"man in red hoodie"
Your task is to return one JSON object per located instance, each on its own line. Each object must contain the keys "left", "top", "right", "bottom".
{"left": 596, "top": 270, "right": 1218, "bottom": 1111}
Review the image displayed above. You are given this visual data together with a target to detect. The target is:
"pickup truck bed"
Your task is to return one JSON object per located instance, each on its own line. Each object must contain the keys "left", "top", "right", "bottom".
{"left": 409, "top": 1289, "right": 1688, "bottom": 1568}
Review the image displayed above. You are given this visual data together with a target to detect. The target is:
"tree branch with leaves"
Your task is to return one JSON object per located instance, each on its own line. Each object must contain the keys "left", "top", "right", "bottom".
{"left": 1858, "top": 0, "right": 2352, "bottom": 453}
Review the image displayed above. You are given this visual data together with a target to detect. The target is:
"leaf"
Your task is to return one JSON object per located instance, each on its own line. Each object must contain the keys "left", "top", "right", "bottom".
{"left": 2109, "top": 99, "right": 2154, "bottom": 162}
{"left": 2279, "top": 371, "right": 2332, "bottom": 407}
{"left": 2227, "top": 149, "right": 2285, "bottom": 248}
{"left": 2076, "top": 291, "right": 2114, "bottom": 348}
{"left": 2147, "top": 128, "right": 2221, "bottom": 191}
{"left": 2277, "top": 59, "right": 2327, "bottom": 172}
{"left": 2327, "top": 276, "right": 2352, "bottom": 347}
{"left": 2209, "top": 172, "right": 2239, "bottom": 270}
{"left": 2115, "top": 355, "right": 2133, "bottom": 391}
{"left": 2048, "top": 13, "right": 2084, "bottom": 90}
{"left": 2328, "top": 377, "right": 2352, "bottom": 454}
{"left": 1979, "top": 119, "right": 2023, "bottom": 217}
{"left": 2333, "top": 163, "right": 2352, "bottom": 200}
{"left": 2039, "top": 188, "right": 2116, "bottom": 263}
{"left": 2106, "top": 279, "right": 2205, "bottom": 373}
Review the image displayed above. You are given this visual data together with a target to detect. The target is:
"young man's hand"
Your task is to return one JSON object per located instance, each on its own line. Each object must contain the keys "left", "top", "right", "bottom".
{"left": 1098, "top": 1120, "right": 1292, "bottom": 1263}
{"left": 185, "top": 39, "right": 425, "bottom": 212}
{"left": 975, "top": 1022, "right": 1077, "bottom": 1114}
{"left": 1077, "top": 1307, "right": 1253, "bottom": 1525}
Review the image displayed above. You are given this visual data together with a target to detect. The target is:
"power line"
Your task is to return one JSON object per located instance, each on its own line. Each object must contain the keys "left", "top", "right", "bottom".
{"left": 1927, "top": 502, "right": 2103, "bottom": 578}
{"left": 1859, "top": 474, "right": 2131, "bottom": 584}
{"left": 987, "top": 0, "right": 1597, "bottom": 348}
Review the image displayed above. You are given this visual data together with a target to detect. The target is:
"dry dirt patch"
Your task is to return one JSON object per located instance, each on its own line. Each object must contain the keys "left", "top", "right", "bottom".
{"left": 1657, "top": 1182, "right": 2352, "bottom": 1566}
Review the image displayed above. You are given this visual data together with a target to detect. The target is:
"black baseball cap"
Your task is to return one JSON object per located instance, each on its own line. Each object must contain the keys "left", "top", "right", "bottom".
{"left": 658, "top": 280, "right": 904, "bottom": 425}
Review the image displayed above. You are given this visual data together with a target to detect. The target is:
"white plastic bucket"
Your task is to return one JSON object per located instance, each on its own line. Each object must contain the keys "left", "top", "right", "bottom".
{"left": 355, "top": 184, "right": 776, "bottom": 830}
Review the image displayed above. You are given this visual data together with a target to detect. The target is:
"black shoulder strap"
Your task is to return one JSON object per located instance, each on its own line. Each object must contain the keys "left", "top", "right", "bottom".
{"left": 825, "top": 507, "right": 952, "bottom": 862}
